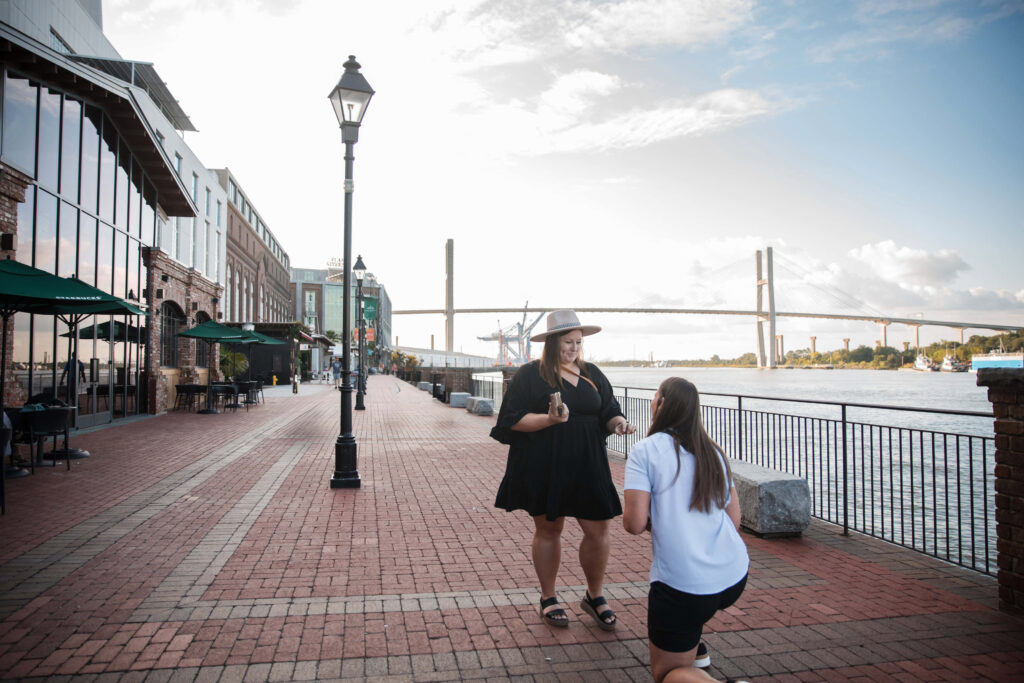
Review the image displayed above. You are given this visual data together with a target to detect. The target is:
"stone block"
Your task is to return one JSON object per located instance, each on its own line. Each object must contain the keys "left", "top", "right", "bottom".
{"left": 472, "top": 398, "right": 494, "bottom": 416}
{"left": 449, "top": 392, "right": 470, "bottom": 408}
{"left": 417, "top": 381, "right": 432, "bottom": 392}
{"left": 731, "top": 460, "right": 810, "bottom": 537}
{"left": 465, "top": 397, "right": 480, "bottom": 412}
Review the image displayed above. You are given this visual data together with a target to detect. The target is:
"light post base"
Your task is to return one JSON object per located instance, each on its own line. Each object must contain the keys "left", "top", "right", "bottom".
{"left": 355, "top": 391, "right": 365, "bottom": 410}
{"left": 330, "top": 436, "right": 361, "bottom": 488}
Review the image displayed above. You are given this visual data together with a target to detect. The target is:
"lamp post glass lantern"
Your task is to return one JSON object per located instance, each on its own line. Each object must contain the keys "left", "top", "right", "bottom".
{"left": 329, "top": 56, "right": 374, "bottom": 489}
{"left": 354, "top": 254, "right": 366, "bottom": 411}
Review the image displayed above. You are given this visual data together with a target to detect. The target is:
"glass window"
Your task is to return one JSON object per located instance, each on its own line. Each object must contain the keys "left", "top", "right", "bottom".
{"left": 205, "top": 187, "right": 211, "bottom": 216}
{"left": 127, "top": 238, "right": 140, "bottom": 301}
{"left": 77, "top": 214, "right": 96, "bottom": 286}
{"left": 225, "top": 265, "right": 232, "bottom": 321}
{"left": 142, "top": 181, "right": 156, "bottom": 246}
{"left": 96, "top": 221, "right": 113, "bottom": 294}
{"left": 114, "top": 230, "right": 127, "bottom": 299}
{"left": 115, "top": 137, "right": 130, "bottom": 228}
{"left": 160, "top": 302, "right": 183, "bottom": 367}
{"left": 195, "top": 312, "right": 209, "bottom": 367}
{"left": 214, "top": 230, "right": 221, "bottom": 283}
{"left": 60, "top": 97, "right": 81, "bottom": 201}
{"left": 191, "top": 172, "right": 198, "bottom": 200}
{"left": 130, "top": 160, "right": 143, "bottom": 238}
{"left": 2, "top": 73, "right": 38, "bottom": 174}
{"left": 174, "top": 152, "right": 182, "bottom": 176}
{"left": 99, "top": 115, "right": 116, "bottom": 222}
{"left": 194, "top": 219, "right": 205, "bottom": 275}
{"left": 216, "top": 200, "right": 222, "bottom": 227}
{"left": 228, "top": 179, "right": 236, "bottom": 204}
{"left": 80, "top": 105, "right": 100, "bottom": 214}
{"left": 15, "top": 185, "right": 34, "bottom": 266}
{"left": 34, "top": 190, "right": 58, "bottom": 272}
{"left": 37, "top": 86, "right": 61, "bottom": 190}
{"left": 58, "top": 201, "right": 77, "bottom": 279}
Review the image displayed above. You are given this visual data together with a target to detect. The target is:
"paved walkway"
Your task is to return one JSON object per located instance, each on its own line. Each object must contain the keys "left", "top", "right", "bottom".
{"left": 0, "top": 375, "right": 1021, "bottom": 682}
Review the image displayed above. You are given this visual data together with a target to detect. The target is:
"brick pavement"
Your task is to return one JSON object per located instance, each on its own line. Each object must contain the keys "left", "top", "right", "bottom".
{"left": 0, "top": 375, "right": 1022, "bottom": 682}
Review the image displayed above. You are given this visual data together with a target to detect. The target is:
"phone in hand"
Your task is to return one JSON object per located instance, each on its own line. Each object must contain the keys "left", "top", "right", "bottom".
{"left": 550, "top": 391, "right": 564, "bottom": 417}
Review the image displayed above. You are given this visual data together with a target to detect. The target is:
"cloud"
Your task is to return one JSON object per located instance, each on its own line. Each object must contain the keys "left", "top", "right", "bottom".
{"left": 809, "top": 1, "right": 1022, "bottom": 62}
{"left": 522, "top": 87, "right": 779, "bottom": 155}
{"left": 848, "top": 240, "right": 968, "bottom": 287}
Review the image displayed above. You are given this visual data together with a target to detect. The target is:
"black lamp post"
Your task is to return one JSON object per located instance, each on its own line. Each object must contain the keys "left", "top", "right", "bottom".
{"left": 328, "top": 55, "right": 374, "bottom": 489}
{"left": 353, "top": 254, "right": 366, "bottom": 411}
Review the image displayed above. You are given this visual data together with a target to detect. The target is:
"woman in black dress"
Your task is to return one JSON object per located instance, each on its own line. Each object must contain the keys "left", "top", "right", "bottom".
{"left": 492, "top": 310, "right": 637, "bottom": 630}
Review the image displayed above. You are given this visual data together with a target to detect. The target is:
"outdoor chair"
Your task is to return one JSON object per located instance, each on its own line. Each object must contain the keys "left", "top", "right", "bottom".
{"left": 24, "top": 407, "right": 72, "bottom": 473}
{"left": 237, "top": 381, "right": 257, "bottom": 411}
{"left": 174, "top": 384, "right": 200, "bottom": 411}
{"left": 211, "top": 384, "right": 238, "bottom": 413}
{"left": 255, "top": 379, "right": 265, "bottom": 404}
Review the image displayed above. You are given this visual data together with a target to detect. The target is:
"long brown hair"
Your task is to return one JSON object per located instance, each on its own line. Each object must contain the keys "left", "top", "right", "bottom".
{"left": 647, "top": 377, "right": 730, "bottom": 513}
{"left": 538, "top": 331, "right": 589, "bottom": 388}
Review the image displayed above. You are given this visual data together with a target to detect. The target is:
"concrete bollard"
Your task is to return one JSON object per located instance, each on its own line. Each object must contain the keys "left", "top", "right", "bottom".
{"left": 730, "top": 460, "right": 810, "bottom": 537}
{"left": 449, "top": 392, "right": 470, "bottom": 408}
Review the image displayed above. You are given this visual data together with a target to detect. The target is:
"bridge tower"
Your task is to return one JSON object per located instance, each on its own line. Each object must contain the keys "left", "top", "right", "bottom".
{"left": 755, "top": 248, "right": 777, "bottom": 368}
{"left": 445, "top": 239, "right": 454, "bottom": 352}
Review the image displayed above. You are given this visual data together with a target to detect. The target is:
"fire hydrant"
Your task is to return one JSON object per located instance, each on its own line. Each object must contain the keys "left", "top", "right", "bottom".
{"left": 272, "top": 374, "right": 277, "bottom": 386}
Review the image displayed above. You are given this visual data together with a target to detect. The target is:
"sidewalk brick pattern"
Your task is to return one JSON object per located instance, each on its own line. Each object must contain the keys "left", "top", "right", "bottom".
{"left": 0, "top": 377, "right": 1022, "bottom": 681}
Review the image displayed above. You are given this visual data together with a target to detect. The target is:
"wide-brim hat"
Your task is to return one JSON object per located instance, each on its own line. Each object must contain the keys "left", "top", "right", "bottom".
{"left": 530, "top": 309, "right": 602, "bottom": 342}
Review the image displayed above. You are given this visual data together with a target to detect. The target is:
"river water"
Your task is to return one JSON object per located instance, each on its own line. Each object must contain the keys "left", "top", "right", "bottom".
{"left": 599, "top": 366, "right": 993, "bottom": 437}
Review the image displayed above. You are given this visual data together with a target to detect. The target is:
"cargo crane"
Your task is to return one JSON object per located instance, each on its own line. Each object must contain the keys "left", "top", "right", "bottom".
{"left": 478, "top": 303, "right": 545, "bottom": 365}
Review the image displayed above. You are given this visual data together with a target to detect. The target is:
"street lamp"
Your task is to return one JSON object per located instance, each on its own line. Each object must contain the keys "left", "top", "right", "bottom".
{"left": 328, "top": 55, "right": 374, "bottom": 489}
{"left": 354, "top": 254, "right": 366, "bottom": 411}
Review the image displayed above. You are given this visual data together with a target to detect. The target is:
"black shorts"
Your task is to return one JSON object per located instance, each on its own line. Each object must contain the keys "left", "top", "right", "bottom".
{"left": 647, "top": 574, "right": 747, "bottom": 653}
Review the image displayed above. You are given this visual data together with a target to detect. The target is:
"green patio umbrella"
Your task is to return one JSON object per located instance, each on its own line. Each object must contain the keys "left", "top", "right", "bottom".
{"left": 61, "top": 320, "right": 147, "bottom": 342}
{"left": 224, "top": 329, "right": 287, "bottom": 382}
{"left": 0, "top": 258, "right": 147, "bottom": 513}
{"left": 177, "top": 321, "right": 247, "bottom": 414}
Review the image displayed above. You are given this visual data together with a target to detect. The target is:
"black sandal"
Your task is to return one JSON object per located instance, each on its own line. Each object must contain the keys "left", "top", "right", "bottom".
{"left": 580, "top": 591, "right": 616, "bottom": 631}
{"left": 540, "top": 596, "right": 569, "bottom": 628}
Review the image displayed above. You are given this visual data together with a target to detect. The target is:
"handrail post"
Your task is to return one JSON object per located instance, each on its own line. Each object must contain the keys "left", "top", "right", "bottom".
{"left": 737, "top": 396, "right": 744, "bottom": 460}
{"left": 841, "top": 403, "right": 849, "bottom": 536}
{"left": 624, "top": 387, "right": 630, "bottom": 457}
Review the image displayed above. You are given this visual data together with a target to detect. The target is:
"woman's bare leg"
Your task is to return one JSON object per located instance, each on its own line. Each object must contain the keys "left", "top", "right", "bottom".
{"left": 577, "top": 518, "right": 614, "bottom": 622}
{"left": 533, "top": 515, "right": 565, "bottom": 614}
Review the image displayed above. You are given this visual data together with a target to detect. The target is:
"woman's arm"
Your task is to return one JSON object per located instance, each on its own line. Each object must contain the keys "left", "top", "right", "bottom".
{"left": 623, "top": 489, "right": 651, "bottom": 535}
{"left": 511, "top": 401, "right": 569, "bottom": 432}
{"left": 725, "top": 486, "right": 741, "bottom": 530}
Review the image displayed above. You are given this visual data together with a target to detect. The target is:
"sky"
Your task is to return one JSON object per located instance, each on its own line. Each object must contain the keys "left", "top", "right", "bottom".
{"left": 103, "top": 0, "right": 1024, "bottom": 362}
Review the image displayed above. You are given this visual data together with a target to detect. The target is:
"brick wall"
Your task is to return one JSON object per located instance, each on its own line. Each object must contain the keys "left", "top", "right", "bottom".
{"left": 0, "top": 163, "right": 31, "bottom": 409}
{"left": 143, "top": 248, "right": 222, "bottom": 413}
{"left": 977, "top": 368, "right": 1024, "bottom": 612}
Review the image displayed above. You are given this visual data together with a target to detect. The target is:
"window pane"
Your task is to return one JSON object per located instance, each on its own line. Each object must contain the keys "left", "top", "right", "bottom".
{"left": 115, "top": 137, "right": 130, "bottom": 228}
{"left": 142, "top": 181, "right": 156, "bottom": 246}
{"left": 96, "top": 221, "right": 113, "bottom": 294}
{"left": 60, "top": 97, "right": 81, "bottom": 201}
{"left": 114, "top": 229, "right": 127, "bottom": 299}
{"left": 15, "top": 185, "right": 34, "bottom": 266}
{"left": 130, "top": 160, "right": 143, "bottom": 238}
{"left": 127, "top": 237, "right": 140, "bottom": 301}
{"left": 99, "top": 115, "right": 116, "bottom": 222}
{"left": 2, "top": 73, "right": 38, "bottom": 173}
{"left": 37, "top": 86, "right": 61, "bottom": 190}
{"left": 35, "top": 190, "right": 57, "bottom": 272}
{"left": 58, "top": 200, "right": 77, "bottom": 279}
{"left": 80, "top": 106, "right": 100, "bottom": 214}
{"left": 77, "top": 214, "right": 97, "bottom": 286}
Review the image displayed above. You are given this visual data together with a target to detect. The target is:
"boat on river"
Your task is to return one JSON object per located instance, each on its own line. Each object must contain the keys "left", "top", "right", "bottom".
{"left": 913, "top": 354, "right": 939, "bottom": 371}
{"left": 940, "top": 355, "right": 968, "bottom": 372}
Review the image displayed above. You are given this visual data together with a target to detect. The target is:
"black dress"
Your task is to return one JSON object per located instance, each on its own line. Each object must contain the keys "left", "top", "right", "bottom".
{"left": 492, "top": 361, "right": 624, "bottom": 521}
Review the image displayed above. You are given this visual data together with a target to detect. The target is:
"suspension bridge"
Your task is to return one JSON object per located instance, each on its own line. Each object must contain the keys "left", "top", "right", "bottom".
{"left": 393, "top": 241, "right": 1020, "bottom": 367}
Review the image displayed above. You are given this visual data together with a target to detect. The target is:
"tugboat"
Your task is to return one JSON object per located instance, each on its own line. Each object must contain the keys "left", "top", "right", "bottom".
{"left": 914, "top": 354, "right": 939, "bottom": 371}
{"left": 940, "top": 354, "right": 968, "bottom": 372}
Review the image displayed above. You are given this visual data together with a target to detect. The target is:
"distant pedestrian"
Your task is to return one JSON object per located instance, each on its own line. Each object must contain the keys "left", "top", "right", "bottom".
{"left": 331, "top": 357, "right": 342, "bottom": 388}
{"left": 491, "top": 309, "right": 636, "bottom": 630}
{"left": 623, "top": 377, "right": 750, "bottom": 683}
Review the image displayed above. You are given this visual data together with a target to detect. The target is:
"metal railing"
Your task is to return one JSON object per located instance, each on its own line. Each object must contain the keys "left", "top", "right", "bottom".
{"left": 470, "top": 376, "right": 505, "bottom": 412}
{"left": 607, "top": 387, "right": 996, "bottom": 575}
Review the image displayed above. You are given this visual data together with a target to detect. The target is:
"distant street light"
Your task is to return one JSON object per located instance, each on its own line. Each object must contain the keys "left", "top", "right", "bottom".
{"left": 328, "top": 55, "right": 374, "bottom": 489}
{"left": 354, "top": 254, "right": 367, "bottom": 411}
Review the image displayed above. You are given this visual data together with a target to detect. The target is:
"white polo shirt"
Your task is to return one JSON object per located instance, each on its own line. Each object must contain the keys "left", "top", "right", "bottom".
{"left": 624, "top": 431, "right": 749, "bottom": 595}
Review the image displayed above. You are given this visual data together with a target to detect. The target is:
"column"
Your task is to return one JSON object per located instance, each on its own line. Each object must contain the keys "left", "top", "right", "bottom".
{"left": 976, "top": 368, "right": 1024, "bottom": 611}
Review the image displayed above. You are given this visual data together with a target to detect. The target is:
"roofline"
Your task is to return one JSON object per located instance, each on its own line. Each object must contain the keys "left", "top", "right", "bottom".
{"left": 0, "top": 22, "right": 198, "bottom": 217}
